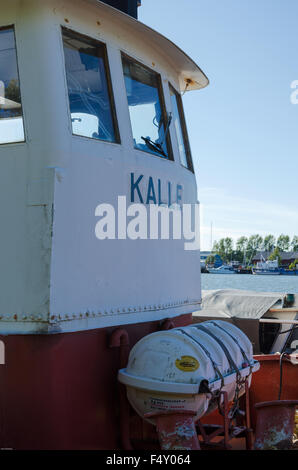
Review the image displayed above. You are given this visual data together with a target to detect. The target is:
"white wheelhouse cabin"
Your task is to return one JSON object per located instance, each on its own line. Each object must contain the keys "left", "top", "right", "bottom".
{"left": 0, "top": 0, "right": 208, "bottom": 334}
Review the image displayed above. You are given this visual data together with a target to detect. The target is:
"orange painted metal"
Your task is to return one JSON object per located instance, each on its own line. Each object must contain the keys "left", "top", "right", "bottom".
{"left": 254, "top": 400, "right": 298, "bottom": 450}
{"left": 145, "top": 411, "right": 201, "bottom": 450}
{"left": 197, "top": 381, "right": 253, "bottom": 450}
{"left": 200, "top": 355, "right": 298, "bottom": 435}
{"left": 250, "top": 355, "right": 298, "bottom": 429}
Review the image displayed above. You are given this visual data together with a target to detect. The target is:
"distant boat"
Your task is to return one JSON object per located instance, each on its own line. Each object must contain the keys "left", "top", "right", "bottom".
{"left": 280, "top": 268, "right": 298, "bottom": 276}
{"left": 208, "top": 264, "right": 235, "bottom": 274}
{"left": 201, "top": 266, "right": 209, "bottom": 273}
{"left": 235, "top": 267, "right": 252, "bottom": 274}
{"left": 252, "top": 258, "right": 280, "bottom": 275}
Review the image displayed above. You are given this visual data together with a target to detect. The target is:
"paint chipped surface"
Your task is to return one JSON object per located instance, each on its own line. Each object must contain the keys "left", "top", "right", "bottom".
{"left": 255, "top": 426, "right": 292, "bottom": 450}
{"left": 157, "top": 415, "right": 200, "bottom": 450}
{"left": 175, "top": 420, "right": 197, "bottom": 440}
{"left": 255, "top": 415, "right": 296, "bottom": 450}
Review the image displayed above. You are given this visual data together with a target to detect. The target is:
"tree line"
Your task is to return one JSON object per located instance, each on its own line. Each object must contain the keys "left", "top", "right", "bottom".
{"left": 207, "top": 234, "right": 298, "bottom": 265}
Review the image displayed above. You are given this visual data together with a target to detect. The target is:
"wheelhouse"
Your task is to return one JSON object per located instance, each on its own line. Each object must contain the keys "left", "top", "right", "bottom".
{"left": 0, "top": 0, "right": 208, "bottom": 334}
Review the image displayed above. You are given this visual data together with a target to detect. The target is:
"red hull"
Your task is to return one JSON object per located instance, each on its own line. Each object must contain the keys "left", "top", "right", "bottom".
{"left": 2, "top": 322, "right": 297, "bottom": 450}
{"left": 0, "top": 314, "right": 191, "bottom": 450}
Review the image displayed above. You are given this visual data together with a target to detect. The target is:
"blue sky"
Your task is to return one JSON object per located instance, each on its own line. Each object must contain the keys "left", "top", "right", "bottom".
{"left": 139, "top": 0, "right": 298, "bottom": 250}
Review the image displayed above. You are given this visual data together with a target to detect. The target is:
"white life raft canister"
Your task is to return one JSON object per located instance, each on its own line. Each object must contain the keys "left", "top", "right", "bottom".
{"left": 118, "top": 320, "right": 260, "bottom": 423}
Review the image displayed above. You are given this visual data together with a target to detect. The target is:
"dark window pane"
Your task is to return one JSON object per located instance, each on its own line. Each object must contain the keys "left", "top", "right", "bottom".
{"left": 0, "top": 27, "right": 24, "bottom": 144}
{"left": 62, "top": 29, "right": 118, "bottom": 143}
{"left": 169, "top": 85, "right": 193, "bottom": 171}
{"left": 122, "top": 55, "right": 171, "bottom": 159}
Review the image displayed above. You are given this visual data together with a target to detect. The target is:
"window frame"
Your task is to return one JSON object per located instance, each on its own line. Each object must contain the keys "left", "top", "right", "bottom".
{"left": 121, "top": 52, "right": 173, "bottom": 161}
{"left": 169, "top": 83, "right": 194, "bottom": 172}
{"left": 61, "top": 27, "right": 120, "bottom": 145}
{"left": 0, "top": 24, "right": 25, "bottom": 146}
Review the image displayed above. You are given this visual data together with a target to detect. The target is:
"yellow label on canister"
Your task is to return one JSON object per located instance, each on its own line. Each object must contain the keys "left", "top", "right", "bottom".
{"left": 175, "top": 356, "right": 199, "bottom": 372}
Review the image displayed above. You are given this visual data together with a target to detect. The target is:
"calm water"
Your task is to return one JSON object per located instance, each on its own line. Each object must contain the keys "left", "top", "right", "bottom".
{"left": 201, "top": 273, "right": 298, "bottom": 294}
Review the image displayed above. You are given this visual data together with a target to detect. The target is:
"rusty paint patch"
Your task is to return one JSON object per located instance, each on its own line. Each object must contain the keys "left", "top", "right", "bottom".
{"left": 157, "top": 415, "right": 200, "bottom": 450}
{"left": 255, "top": 426, "right": 294, "bottom": 450}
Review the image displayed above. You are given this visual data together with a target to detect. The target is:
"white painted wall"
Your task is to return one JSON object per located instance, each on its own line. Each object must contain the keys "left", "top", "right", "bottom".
{"left": 0, "top": 0, "right": 204, "bottom": 333}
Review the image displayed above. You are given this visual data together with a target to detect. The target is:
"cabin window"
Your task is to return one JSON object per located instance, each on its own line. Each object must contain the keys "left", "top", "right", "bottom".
{"left": 0, "top": 26, "right": 25, "bottom": 145}
{"left": 122, "top": 54, "right": 172, "bottom": 159}
{"left": 62, "top": 28, "right": 119, "bottom": 143}
{"left": 169, "top": 84, "right": 193, "bottom": 171}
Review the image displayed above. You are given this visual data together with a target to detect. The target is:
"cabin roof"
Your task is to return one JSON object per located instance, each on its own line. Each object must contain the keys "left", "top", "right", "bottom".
{"left": 196, "top": 289, "right": 286, "bottom": 320}
{"left": 83, "top": 0, "right": 209, "bottom": 92}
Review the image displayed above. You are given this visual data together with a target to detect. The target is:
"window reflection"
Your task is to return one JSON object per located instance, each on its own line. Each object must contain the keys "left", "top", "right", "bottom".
{"left": 169, "top": 84, "right": 193, "bottom": 171}
{"left": 62, "top": 29, "right": 119, "bottom": 143}
{"left": 122, "top": 55, "right": 171, "bottom": 159}
{"left": 0, "top": 27, "right": 25, "bottom": 145}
